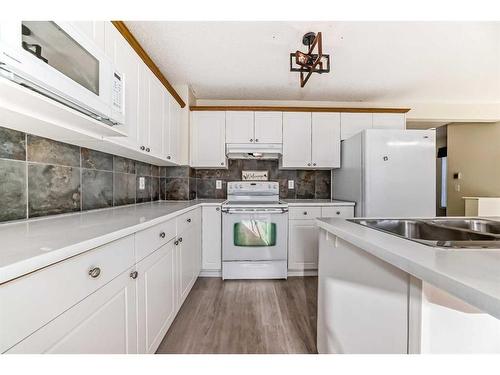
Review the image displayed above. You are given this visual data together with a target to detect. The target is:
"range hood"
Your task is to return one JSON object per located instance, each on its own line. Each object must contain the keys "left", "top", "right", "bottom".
{"left": 226, "top": 143, "right": 282, "bottom": 160}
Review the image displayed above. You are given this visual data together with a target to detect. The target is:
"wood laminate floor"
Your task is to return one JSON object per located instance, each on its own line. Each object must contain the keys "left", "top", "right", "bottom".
{"left": 156, "top": 277, "right": 318, "bottom": 354}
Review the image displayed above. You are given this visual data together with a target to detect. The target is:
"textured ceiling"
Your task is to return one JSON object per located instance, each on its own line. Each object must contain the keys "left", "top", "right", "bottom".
{"left": 126, "top": 21, "right": 500, "bottom": 103}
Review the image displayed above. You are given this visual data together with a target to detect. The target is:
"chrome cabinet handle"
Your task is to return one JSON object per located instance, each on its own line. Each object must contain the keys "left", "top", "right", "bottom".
{"left": 174, "top": 240, "right": 179, "bottom": 246}
{"left": 167, "top": 155, "right": 171, "bottom": 160}
{"left": 220, "top": 162, "right": 224, "bottom": 166}
{"left": 313, "top": 163, "right": 317, "bottom": 166}
{"left": 140, "top": 146, "right": 145, "bottom": 151}
{"left": 303, "top": 211, "right": 308, "bottom": 215}
{"left": 187, "top": 218, "right": 191, "bottom": 223}
{"left": 255, "top": 139, "right": 259, "bottom": 142}
{"left": 159, "top": 231, "right": 166, "bottom": 238}
{"left": 130, "top": 271, "right": 138, "bottom": 279}
{"left": 250, "top": 139, "right": 254, "bottom": 142}
{"left": 216, "top": 207, "right": 220, "bottom": 211}
{"left": 88, "top": 267, "right": 101, "bottom": 278}
{"left": 146, "top": 148, "right": 150, "bottom": 152}
{"left": 336, "top": 211, "right": 341, "bottom": 215}
{"left": 307, "top": 163, "right": 311, "bottom": 166}
{"left": 179, "top": 237, "right": 183, "bottom": 243}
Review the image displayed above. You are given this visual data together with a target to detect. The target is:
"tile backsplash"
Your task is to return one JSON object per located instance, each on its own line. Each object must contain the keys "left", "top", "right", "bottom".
{"left": 0, "top": 126, "right": 332, "bottom": 223}
{"left": 0, "top": 126, "right": 161, "bottom": 222}
{"left": 164, "top": 159, "right": 332, "bottom": 200}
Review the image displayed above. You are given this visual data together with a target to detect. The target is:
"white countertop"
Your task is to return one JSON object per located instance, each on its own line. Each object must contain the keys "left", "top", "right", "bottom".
{"left": 316, "top": 218, "right": 500, "bottom": 320}
{"left": 283, "top": 199, "right": 355, "bottom": 206}
{"left": 0, "top": 200, "right": 224, "bottom": 284}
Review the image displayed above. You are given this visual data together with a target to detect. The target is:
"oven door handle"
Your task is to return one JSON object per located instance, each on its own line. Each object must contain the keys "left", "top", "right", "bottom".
{"left": 221, "top": 208, "right": 288, "bottom": 214}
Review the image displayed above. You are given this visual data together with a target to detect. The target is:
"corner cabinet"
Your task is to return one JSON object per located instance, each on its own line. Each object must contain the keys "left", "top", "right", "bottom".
{"left": 190, "top": 111, "right": 227, "bottom": 168}
{"left": 288, "top": 205, "right": 354, "bottom": 275}
{"left": 281, "top": 112, "right": 340, "bottom": 169}
{"left": 340, "top": 112, "right": 405, "bottom": 140}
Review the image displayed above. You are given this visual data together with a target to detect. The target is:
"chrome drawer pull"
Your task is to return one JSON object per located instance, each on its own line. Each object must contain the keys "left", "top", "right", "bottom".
{"left": 88, "top": 267, "right": 101, "bottom": 278}
{"left": 179, "top": 237, "right": 183, "bottom": 243}
{"left": 159, "top": 231, "right": 166, "bottom": 238}
{"left": 130, "top": 271, "right": 138, "bottom": 279}
{"left": 174, "top": 240, "right": 179, "bottom": 246}
{"left": 187, "top": 218, "right": 191, "bottom": 223}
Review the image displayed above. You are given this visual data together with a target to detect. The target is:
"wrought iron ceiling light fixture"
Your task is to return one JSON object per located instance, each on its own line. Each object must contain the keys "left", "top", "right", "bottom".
{"left": 290, "top": 32, "right": 330, "bottom": 88}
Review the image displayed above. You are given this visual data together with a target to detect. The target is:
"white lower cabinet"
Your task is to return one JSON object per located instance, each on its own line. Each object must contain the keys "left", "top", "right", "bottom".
{"left": 288, "top": 205, "right": 354, "bottom": 274}
{"left": 136, "top": 240, "right": 177, "bottom": 354}
{"left": 288, "top": 220, "right": 319, "bottom": 271}
{"left": 7, "top": 268, "right": 138, "bottom": 354}
{"left": 201, "top": 206, "right": 222, "bottom": 275}
{"left": 177, "top": 219, "right": 202, "bottom": 306}
{"left": 2, "top": 209, "right": 204, "bottom": 354}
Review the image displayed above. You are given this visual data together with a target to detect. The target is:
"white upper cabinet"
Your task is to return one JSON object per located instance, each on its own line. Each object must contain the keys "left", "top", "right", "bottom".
{"left": 340, "top": 113, "right": 373, "bottom": 140}
{"left": 225, "top": 111, "right": 283, "bottom": 144}
{"left": 254, "top": 111, "right": 282, "bottom": 143}
{"left": 311, "top": 113, "right": 341, "bottom": 168}
{"left": 225, "top": 111, "right": 254, "bottom": 143}
{"left": 372, "top": 113, "right": 406, "bottom": 130}
{"left": 282, "top": 112, "right": 312, "bottom": 168}
{"left": 148, "top": 76, "right": 164, "bottom": 156}
{"left": 73, "top": 21, "right": 105, "bottom": 51}
{"left": 191, "top": 111, "right": 226, "bottom": 168}
{"left": 163, "top": 93, "right": 180, "bottom": 163}
{"left": 137, "top": 63, "right": 150, "bottom": 151}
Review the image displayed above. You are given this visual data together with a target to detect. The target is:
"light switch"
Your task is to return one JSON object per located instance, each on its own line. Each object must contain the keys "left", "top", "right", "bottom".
{"left": 288, "top": 180, "right": 294, "bottom": 189}
{"left": 139, "top": 177, "right": 145, "bottom": 190}
{"left": 216, "top": 180, "right": 222, "bottom": 189}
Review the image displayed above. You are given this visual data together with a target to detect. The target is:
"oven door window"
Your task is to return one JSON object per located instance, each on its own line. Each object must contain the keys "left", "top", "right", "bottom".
{"left": 21, "top": 21, "right": 99, "bottom": 95}
{"left": 233, "top": 220, "right": 277, "bottom": 247}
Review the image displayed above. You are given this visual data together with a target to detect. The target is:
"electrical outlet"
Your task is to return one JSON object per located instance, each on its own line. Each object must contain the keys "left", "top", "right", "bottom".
{"left": 139, "top": 177, "right": 145, "bottom": 190}
{"left": 216, "top": 180, "right": 222, "bottom": 189}
{"left": 288, "top": 180, "right": 294, "bottom": 189}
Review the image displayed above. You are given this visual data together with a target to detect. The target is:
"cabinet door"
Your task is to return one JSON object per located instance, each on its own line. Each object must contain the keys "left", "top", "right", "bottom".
{"left": 178, "top": 222, "right": 202, "bottom": 306}
{"left": 137, "top": 63, "right": 150, "bottom": 151}
{"left": 190, "top": 111, "right": 226, "bottom": 168}
{"left": 72, "top": 21, "right": 105, "bottom": 51}
{"left": 254, "top": 111, "right": 282, "bottom": 143}
{"left": 372, "top": 113, "right": 406, "bottom": 130}
{"left": 202, "top": 206, "right": 222, "bottom": 271}
{"left": 136, "top": 241, "right": 176, "bottom": 354}
{"left": 148, "top": 76, "right": 164, "bottom": 156}
{"left": 340, "top": 113, "right": 373, "bottom": 140}
{"left": 225, "top": 111, "right": 254, "bottom": 143}
{"left": 288, "top": 220, "right": 319, "bottom": 270}
{"left": 7, "top": 270, "right": 137, "bottom": 354}
{"left": 105, "top": 23, "right": 140, "bottom": 144}
{"left": 165, "top": 95, "right": 180, "bottom": 163}
{"left": 312, "top": 113, "right": 341, "bottom": 168}
{"left": 282, "top": 112, "right": 312, "bottom": 168}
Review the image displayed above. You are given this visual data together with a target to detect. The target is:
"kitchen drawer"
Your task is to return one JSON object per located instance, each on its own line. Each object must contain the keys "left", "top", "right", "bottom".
{"left": 289, "top": 207, "right": 322, "bottom": 220}
{"left": 135, "top": 218, "right": 176, "bottom": 261}
{"left": 177, "top": 208, "right": 201, "bottom": 234}
{"left": 0, "top": 235, "right": 135, "bottom": 353}
{"left": 322, "top": 206, "right": 354, "bottom": 218}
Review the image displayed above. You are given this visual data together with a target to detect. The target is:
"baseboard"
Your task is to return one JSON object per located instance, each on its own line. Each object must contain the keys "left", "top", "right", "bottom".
{"left": 199, "top": 269, "right": 222, "bottom": 277}
{"left": 199, "top": 269, "right": 318, "bottom": 277}
{"left": 287, "top": 269, "right": 318, "bottom": 277}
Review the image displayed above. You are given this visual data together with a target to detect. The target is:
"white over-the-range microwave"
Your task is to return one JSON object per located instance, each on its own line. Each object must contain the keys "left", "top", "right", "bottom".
{"left": 0, "top": 21, "right": 124, "bottom": 126}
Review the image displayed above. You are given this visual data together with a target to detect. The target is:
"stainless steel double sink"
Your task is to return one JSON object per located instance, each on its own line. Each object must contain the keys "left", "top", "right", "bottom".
{"left": 348, "top": 218, "right": 500, "bottom": 249}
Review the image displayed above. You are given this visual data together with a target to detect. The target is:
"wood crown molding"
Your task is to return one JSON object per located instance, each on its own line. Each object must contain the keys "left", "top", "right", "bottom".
{"left": 189, "top": 106, "right": 410, "bottom": 113}
{"left": 111, "top": 21, "right": 186, "bottom": 108}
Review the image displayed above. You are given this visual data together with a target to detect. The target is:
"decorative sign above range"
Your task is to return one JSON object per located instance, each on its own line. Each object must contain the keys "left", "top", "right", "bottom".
{"left": 242, "top": 170, "right": 269, "bottom": 181}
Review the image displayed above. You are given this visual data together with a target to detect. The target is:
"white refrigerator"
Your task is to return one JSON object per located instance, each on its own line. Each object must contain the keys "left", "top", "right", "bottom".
{"left": 333, "top": 129, "right": 436, "bottom": 217}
